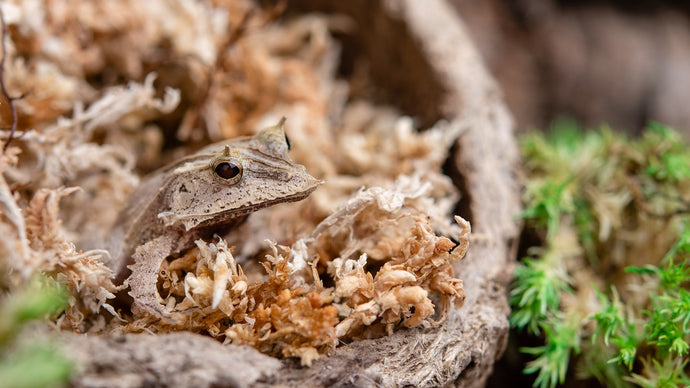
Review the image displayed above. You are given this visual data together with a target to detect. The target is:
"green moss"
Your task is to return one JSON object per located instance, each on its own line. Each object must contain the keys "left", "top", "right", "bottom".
{"left": 0, "top": 345, "right": 73, "bottom": 388}
{"left": 521, "top": 315, "right": 581, "bottom": 388}
{"left": 512, "top": 121, "right": 690, "bottom": 387}
{"left": 0, "top": 276, "right": 72, "bottom": 388}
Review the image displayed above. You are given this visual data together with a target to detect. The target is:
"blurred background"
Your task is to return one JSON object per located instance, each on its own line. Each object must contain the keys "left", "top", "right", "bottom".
{"left": 451, "top": 0, "right": 690, "bottom": 134}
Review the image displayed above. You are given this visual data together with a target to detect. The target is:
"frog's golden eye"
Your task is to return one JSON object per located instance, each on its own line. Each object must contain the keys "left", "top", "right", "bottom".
{"left": 211, "top": 158, "right": 242, "bottom": 184}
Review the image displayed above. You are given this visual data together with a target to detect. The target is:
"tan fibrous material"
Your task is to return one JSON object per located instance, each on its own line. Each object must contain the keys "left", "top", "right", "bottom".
{"left": 135, "top": 178, "right": 469, "bottom": 365}
{"left": 0, "top": 0, "right": 473, "bottom": 367}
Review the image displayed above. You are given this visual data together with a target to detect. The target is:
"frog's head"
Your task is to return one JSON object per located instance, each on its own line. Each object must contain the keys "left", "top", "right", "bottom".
{"left": 157, "top": 118, "right": 321, "bottom": 231}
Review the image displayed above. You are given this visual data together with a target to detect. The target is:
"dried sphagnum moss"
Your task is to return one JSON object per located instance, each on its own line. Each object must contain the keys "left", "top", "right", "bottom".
{"left": 138, "top": 178, "right": 469, "bottom": 364}
{"left": 0, "top": 0, "right": 469, "bottom": 365}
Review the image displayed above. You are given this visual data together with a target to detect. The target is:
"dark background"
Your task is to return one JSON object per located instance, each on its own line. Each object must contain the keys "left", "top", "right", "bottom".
{"left": 451, "top": 0, "right": 690, "bottom": 135}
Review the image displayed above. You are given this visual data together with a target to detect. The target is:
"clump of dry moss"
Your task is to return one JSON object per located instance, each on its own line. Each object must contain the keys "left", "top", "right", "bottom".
{"left": 128, "top": 179, "right": 468, "bottom": 365}
{"left": 0, "top": 0, "right": 469, "bottom": 365}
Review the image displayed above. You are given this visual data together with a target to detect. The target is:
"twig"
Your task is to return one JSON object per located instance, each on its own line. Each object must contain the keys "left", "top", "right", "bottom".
{"left": 179, "top": 6, "right": 255, "bottom": 140}
{"left": 0, "top": 6, "right": 18, "bottom": 153}
{"left": 261, "top": 0, "right": 287, "bottom": 26}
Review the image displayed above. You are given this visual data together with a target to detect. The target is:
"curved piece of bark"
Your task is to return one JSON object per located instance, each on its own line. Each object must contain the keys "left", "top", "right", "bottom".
{"left": 65, "top": 332, "right": 282, "bottom": 388}
{"left": 66, "top": 0, "right": 520, "bottom": 386}
{"left": 268, "top": 0, "right": 520, "bottom": 386}
{"left": 126, "top": 234, "right": 187, "bottom": 323}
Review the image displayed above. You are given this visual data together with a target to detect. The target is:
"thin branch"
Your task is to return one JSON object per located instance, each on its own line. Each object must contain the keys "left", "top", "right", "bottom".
{"left": 0, "top": 6, "right": 18, "bottom": 153}
{"left": 179, "top": 6, "right": 255, "bottom": 140}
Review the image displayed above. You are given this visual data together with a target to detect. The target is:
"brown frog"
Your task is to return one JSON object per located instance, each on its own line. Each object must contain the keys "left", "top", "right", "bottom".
{"left": 109, "top": 118, "right": 320, "bottom": 320}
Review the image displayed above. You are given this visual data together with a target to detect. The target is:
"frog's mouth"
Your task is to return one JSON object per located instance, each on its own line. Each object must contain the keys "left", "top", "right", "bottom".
{"left": 178, "top": 183, "right": 320, "bottom": 232}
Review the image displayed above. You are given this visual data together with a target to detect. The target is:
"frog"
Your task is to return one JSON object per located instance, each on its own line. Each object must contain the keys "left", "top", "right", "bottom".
{"left": 108, "top": 118, "right": 320, "bottom": 320}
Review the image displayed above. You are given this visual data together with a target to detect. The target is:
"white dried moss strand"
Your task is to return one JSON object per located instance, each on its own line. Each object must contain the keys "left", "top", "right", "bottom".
{"left": 212, "top": 244, "right": 237, "bottom": 309}
{"left": 310, "top": 175, "right": 431, "bottom": 238}
{"left": 46, "top": 73, "right": 179, "bottom": 140}
{"left": 0, "top": 166, "right": 30, "bottom": 276}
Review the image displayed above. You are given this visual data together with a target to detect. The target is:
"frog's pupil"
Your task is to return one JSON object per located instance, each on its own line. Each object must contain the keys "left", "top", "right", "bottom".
{"left": 215, "top": 162, "right": 240, "bottom": 179}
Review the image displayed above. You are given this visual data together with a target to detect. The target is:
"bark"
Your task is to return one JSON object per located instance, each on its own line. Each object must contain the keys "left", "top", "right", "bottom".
{"left": 66, "top": 1, "right": 521, "bottom": 386}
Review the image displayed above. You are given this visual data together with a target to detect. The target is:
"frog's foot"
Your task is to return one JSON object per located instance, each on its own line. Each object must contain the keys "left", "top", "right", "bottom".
{"left": 126, "top": 235, "right": 187, "bottom": 325}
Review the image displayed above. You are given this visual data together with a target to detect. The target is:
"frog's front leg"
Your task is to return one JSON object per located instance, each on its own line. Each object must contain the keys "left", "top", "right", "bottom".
{"left": 126, "top": 234, "right": 186, "bottom": 324}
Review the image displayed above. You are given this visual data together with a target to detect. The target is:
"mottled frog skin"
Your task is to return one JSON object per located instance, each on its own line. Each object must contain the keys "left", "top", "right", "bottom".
{"left": 110, "top": 119, "right": 320, "bottom": 319}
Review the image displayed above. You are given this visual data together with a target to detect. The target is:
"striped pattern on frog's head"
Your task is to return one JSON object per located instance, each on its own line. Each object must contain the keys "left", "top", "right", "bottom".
{"left": 154, "top": 118, "right": 321, "bottom": 231}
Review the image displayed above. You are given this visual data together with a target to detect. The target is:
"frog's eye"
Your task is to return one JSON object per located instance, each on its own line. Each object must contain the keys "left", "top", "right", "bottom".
{"left": 211, "top": 158, "right": 242, "bottom": 184}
